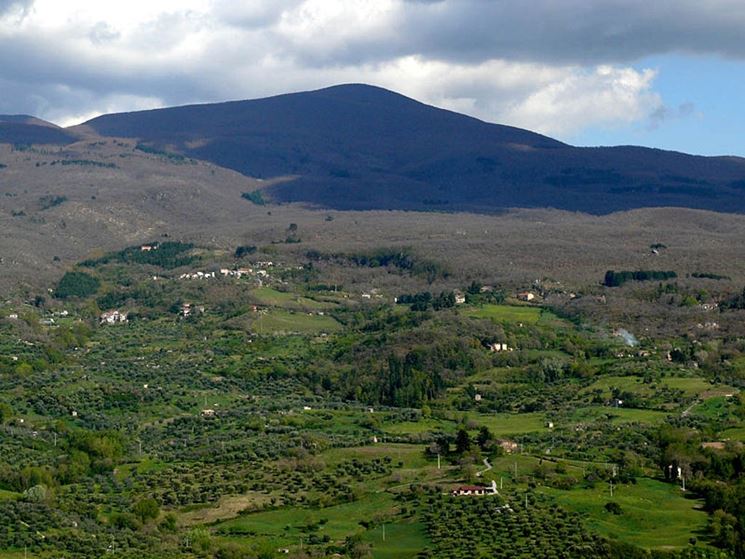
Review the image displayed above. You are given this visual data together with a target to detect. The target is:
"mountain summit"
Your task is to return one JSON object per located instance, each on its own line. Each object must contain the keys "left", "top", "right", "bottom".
{"left": 66, "top": 84, "right": 745, "bottom": 213}
{"left": 0, "top": 114, "right": 77, "bottom": 145}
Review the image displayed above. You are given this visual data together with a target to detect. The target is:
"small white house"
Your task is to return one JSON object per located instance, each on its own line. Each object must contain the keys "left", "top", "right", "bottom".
{"left": 100, "top": 310, "right": 128, "bottom": 325}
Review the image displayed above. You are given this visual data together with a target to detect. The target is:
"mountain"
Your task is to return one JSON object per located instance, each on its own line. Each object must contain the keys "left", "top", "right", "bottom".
{"left": 0, "top": 114, "right": 78, "bottom": 145}
{"left": 80, "top": 84, "right": 745, "bottom": 214}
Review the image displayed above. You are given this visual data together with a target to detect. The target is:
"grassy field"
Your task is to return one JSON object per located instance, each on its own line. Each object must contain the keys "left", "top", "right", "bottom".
{"left": 253, "top": 308, "right": 340, "bottom": 334}
{"left": 580, "top": 374, "right": 733, "bottom": 403}
{"left": 216, "top": 492, "right": 397, "bottom": 548}
{"left": 540, "top": 478, "right": 709, "bottom": 550}
{"left": 383, "top": 412, "right": 547, "bottom": 438}
{"left": 323, "top": 444, "right": 433, "bottom": 470}
{"left": 251, "top": 287, "right": 330, "bottom": 310}
{"left": 461, "top": 304, "right": 544, "bottom": 324}
{"left": 363, "top": 519, "right": 429, "bottom": 559}
{"left": 570, "top": 406, "right": 670, "bottom": 424}
{"left": 474, "top": 412, "right": 548, "bottom": 436}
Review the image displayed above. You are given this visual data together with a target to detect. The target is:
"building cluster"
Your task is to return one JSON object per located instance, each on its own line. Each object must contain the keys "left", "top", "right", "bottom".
{"left": 100, "top": 310, "right": 128, "bottom": 325}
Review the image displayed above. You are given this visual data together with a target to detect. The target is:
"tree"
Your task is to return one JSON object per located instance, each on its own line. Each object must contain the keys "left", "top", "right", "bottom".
{"left": 709, "top": 509, "right": 738, "bottom": 550}
{"left": 0, "top": 402, "right": 12, "bottom": 423}
{"left": 476, "top": 426, "right": 493, "bottom": 450}
{"left": 455, "top": 428, "right": 471, "bottom": 454}
{"left": 132, "top": 497, "right": 160, "bottom": 523}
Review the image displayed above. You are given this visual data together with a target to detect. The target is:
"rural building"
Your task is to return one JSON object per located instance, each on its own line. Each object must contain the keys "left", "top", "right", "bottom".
{"left": 451, "top": 485, "right": 489, "bottom": 496}
{"left": 498, "top": 440, "right": 519, "bottom": 453}
{"left": 100, "top": 310, "right": 128, "bottom": 325}
{"left": 454, "top": 290, "right": 466, "bottom": 304}
{"left": 517, "top": 291, "right": 535, "bottom": 302}
{"left": 451, "top": 481, "right": 498, "bottom": 496}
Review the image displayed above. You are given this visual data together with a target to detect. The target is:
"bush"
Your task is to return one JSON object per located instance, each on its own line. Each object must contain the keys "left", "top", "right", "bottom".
{"left": 241, "top": 190, "right": 266, "bottom": 205}
{"left": 132, "top": 497, "right": 160, "bottom": 523}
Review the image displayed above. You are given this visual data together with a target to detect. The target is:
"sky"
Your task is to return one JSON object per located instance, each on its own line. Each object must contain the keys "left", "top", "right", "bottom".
{"left": 1, "top": 0, "right": 744, "bottom": 156}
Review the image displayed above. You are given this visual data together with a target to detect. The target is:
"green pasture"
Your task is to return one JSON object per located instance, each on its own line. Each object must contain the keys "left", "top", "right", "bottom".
{"left": 253, "top": 309, "right": 340, "bottom": 334}
{"left": 461, "top": 304, "right": 544, "bottom": 324}
{"left": 541, "top": 478, "right": 709, "bottom": 550}
{"left": 250, "top": 287, "right": 330, "bottom": 310}
{"left": 216, "top": 492, "right": 396, "bottom": 546}
{"left": 384, "top": 412, "right": 547, "bottom": 438}
{"left": 570, "top": 406, "right": 669, "bottom": 424}
{"left": 363, "top": 519, "right": 429, "bottom": 559}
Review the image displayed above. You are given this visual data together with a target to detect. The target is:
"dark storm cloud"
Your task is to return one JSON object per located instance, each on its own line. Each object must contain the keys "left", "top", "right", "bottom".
{"left": 0, "top": 0, "right": 739, "bottom": 133}
{"left": 282, "top": 0, "right": 745, "bottom": 67}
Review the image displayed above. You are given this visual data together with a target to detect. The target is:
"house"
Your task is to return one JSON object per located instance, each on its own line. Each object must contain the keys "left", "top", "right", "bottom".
{"left": 474, "top": 393, "right": 482, "bottom": 402}
{"left": 140, "top": 244, "right": 156, "bottom": 252}
{"left": 201, "top": 409, "right": 216, "bottom": 417}
{"left": 451, "top": 481, "right": 498, "bottom": 496}
{"left": 488, "top": 342, "right": 512, "bottom": 352}
{"left": 498, "top": 440, "right": 519, "bottom": 454}
{"left": 100, "top": 310, "right": 128, "bottom": 325}
{"left": 517, "top": 291, "right": 535, "bottom": 302}
{"left": 454, "top": 290, "right": 466, "bottom": 305}
{"left": 451, "top": 485, "right": 489, "bottom": 496}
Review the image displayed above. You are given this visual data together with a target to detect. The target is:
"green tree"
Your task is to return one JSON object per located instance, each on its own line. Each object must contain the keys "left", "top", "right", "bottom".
{"left": 132, "top": 497, "right": 160, "bottom": 523}
{"left": 476, "top": 425, "right": 493, "bottom": 450}
{"left": 455, "top": 428, "right": 471, "bottom": 454}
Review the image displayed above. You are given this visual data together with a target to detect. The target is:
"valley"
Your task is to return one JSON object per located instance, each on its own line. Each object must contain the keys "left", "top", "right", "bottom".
{"left": 0, "top": 235, "right": 744, "bottom": 558}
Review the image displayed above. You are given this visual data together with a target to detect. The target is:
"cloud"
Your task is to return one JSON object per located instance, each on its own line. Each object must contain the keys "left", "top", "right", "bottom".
{"left": 0, "top": 0, "right": 737, "bottom": 140}
{"left": 0, "top": 0, "right": 31, "bottom": 17}
{"left": 647, "top": 101, "right": 698, "bottom": 130}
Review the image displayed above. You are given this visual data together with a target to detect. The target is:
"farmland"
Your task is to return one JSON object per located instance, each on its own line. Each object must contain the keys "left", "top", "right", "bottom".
{"left": 0, "top": 240, "right": 744, "bottom": 558}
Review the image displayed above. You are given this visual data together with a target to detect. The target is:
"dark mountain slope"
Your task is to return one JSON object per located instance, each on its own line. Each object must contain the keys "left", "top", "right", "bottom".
{"left": 81, "top": 84, "right": 745, "bottom": 214}
{"left": 0, "top": 115, "right": 78, "bottom": 145}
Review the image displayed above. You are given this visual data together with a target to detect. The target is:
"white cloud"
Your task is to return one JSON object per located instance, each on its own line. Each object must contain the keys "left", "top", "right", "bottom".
{"left": 0, "top": 0, "right": 709, "bottom": 140}
{"left": 500, "top": 67, "right": 662, "bottom": 136}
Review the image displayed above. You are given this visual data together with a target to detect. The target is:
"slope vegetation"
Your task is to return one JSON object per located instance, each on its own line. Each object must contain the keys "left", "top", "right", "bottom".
{"left": 81, "top": 84, "right": 745, "bottom": 214}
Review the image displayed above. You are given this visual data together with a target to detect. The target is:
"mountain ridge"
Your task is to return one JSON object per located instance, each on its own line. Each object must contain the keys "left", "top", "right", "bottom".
{"left": 74, "top": 84, "right": 745, "bottom": 214}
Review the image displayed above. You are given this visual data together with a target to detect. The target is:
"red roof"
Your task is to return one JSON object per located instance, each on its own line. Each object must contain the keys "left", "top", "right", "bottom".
{"left": 455, "top": 485, "right": 487, "bottom": 491}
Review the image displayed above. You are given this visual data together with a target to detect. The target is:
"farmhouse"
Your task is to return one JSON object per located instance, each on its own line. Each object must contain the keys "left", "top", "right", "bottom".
{"left": 517, "top": 291, "right": 535, "bottom": 302}
{"left": 454, "top": 290, "right": 466, "bottom": 305}
{"left": 498, "top": 439, "right": 519, "bottom": 453}
{"left": 100, "top": 310, "right": 128, "bottom": 325}
{"left": 451, "top": 481, "right": 498, "bottom": 496}
{"left": 451, "top": 485, "right": 489, "bottom": 496}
